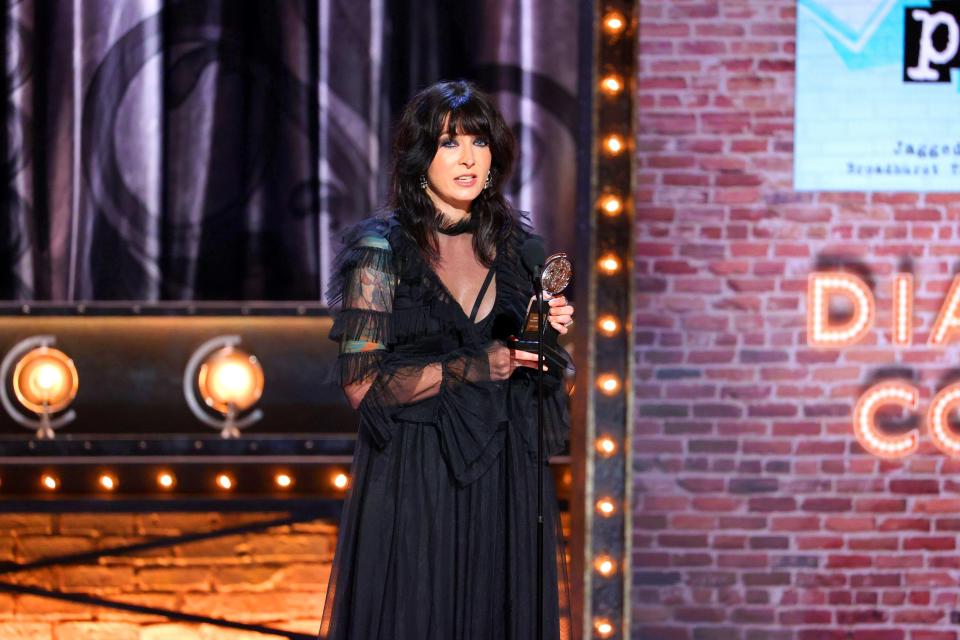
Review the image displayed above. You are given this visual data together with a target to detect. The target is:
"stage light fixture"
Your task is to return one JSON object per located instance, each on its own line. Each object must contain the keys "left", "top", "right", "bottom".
{"left": 198, "top": 346, "right": 264, "bottom": 413}
{"left": 184, "top": 335, "right": 265, "bottom": 438}
{"left": 1, "top": 337, "right": 80, "bottom": 439}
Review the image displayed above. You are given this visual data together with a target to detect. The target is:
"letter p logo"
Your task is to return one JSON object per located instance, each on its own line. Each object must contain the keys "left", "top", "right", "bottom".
{"left": 907, "top": 9, "right": 960, "bottom": 81}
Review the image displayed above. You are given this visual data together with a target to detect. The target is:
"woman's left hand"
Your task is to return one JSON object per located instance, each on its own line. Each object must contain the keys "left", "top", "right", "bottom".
{"left": 547, "top": 295, "right": 574, "bottom": 335}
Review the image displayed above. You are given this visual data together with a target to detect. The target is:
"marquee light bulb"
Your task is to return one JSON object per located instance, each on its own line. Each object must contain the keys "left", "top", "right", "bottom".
{"left": 41, "top": 473, "right": 59, "bottom": 491}
{"left": 603, "top": 134, "right": 625, "bottom": 155}
{"left": 275, "top": 473, "right": 294, "bottom": 489}
{"left": 599, "top": 195, "right": 623, "bottom": 216}
{"left": 602, "top": 12, "right": 626, "bottom": 34}
{"left": 597, "top": 374, "right": 620, "bottom": 395}
{"left": 594, "top": 555, "right": 617, "bottom": 577}
{"left": 596, "top": 436, "right": 617, "bottom": 457}
{"left": 594, "top": 617, "right": 615, "bottom": 638}
{"left": 216, "top": 473, "right": 234, "bottom": 491}
{"left": 598, "top": 254, "right": 621, "bottom": 275}
{"left": 157, "top": 472, "right": 176, "bottom": 490}
{"left": 598, "top": 315, "right": 620, "bottom": 336}
{"left": 333, "top": 473, "right": 349, "bottom": 490}
{"left": 98, "top": 473, "right": 118, "bottom": 491}
{"left": 596, "top": 497, "right": 616, "bottom": 516}
{"left": 600, "top": 74, "right": 623, "bottom": 95}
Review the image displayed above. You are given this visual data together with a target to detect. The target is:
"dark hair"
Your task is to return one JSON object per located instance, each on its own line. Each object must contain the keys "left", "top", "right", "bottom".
{"left": 390, "top": 80, "right": 517, "bottom": 266}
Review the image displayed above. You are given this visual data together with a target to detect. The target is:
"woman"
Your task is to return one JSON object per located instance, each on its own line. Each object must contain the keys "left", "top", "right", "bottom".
{"left": 318, "top": 80, "right": 574, "bottom": 640}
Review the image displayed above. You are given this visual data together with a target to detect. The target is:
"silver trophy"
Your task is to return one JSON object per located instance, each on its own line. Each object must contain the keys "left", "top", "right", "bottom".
{"left": 512, "top": 252, "right": 574, "bottom": 374}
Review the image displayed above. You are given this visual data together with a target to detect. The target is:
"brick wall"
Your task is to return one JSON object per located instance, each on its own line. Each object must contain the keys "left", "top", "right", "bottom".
{"left": 1, "top": 513, "right": 334, "bottom": 639}
{"left": 634, "top": 2, "right": 960, "bottom": 639}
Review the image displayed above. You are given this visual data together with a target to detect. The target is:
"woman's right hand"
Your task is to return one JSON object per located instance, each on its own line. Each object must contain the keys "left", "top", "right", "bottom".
{"left": 487, "top": 341, "right": 543, "bottom": 381}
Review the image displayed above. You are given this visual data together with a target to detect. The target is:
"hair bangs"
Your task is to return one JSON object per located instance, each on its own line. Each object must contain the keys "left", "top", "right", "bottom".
{"left": 441, "top": 95, "right": 494, "bottom": 141}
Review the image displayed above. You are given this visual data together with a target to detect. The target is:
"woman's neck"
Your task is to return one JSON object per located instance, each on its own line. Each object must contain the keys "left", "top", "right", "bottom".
{"left": 425, "top": 188, "right": 471, "bottom": 223}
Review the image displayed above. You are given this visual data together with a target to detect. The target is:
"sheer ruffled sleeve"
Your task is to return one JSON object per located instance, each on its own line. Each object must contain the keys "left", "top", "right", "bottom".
{"left": 327, "top": 218, "right": 397, "bottom": 387}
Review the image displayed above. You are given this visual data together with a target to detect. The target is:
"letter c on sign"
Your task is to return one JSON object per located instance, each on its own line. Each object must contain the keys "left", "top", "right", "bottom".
{"left": 853, "top": 381, "right": 919, "bottom": 459}
{"left": 928, "top": 382, "right": 960, "bottom": 458}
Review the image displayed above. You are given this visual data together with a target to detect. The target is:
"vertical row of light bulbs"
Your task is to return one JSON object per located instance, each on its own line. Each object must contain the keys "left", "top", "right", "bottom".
{"left": 27, "top": 469, "right": 351, "bottom": 493}
{"left": 591, "top": 6, "right": 631, "bottom": 640}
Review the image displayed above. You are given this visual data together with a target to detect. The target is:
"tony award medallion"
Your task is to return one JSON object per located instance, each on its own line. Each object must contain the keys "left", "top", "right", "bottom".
{"left": 513, "top": 252, "right": 574, "bottom": 374}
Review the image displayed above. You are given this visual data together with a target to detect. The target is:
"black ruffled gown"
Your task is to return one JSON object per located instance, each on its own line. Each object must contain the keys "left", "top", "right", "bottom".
{"left": 317, "top": 212, "right": 571, "bottom": 640}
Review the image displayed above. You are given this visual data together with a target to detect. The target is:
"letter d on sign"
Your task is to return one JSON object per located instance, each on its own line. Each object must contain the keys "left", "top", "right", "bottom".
{"left": 807, "top": 272, "right": 875, "bottom": 348}
{"left": 907, "top": 10, "right": 960, "bottom": 81}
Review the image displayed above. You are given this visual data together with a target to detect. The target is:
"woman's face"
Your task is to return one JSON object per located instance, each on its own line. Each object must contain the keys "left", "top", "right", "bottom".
{"left": 424, "top": 125, "right": 492, "bottom": 215}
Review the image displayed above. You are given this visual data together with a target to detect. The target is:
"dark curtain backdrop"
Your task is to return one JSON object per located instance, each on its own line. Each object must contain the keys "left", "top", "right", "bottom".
{"left": 1, "top": 0, "right": 581, "bottom": 302}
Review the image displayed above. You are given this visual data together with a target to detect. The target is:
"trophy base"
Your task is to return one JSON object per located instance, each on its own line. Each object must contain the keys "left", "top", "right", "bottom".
{"left": 511, "top": 339, "right": 575, "bottom": 376}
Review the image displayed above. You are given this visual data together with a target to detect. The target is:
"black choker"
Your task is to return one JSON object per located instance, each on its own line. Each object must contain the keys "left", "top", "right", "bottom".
{"left": 437, "top": 215, "right": 478, "bottom": 236}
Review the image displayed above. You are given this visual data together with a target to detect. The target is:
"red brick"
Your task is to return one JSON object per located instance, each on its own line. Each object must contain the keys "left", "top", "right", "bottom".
{"left": 904, "top": 537, "right": 956, "bottom": 551}
{"left": 890, "top": 479, "right": 940, "bottom": 494}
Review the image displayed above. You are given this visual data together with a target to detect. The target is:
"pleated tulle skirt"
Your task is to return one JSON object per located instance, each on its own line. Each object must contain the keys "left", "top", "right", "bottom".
{"left": 317, "top": 419, "right": 571, "bottom": 640}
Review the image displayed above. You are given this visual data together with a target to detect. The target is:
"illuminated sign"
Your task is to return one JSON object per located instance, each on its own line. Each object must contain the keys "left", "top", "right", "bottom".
{"left": 808, "top": 271, "right": 960, "bottom": 457}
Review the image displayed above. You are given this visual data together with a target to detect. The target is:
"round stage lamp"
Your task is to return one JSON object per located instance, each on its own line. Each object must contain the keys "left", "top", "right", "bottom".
{"left": 184, "top": 337, "right": 266, "bottom": 439}
{"left": 13, "top": 347, "right": 78, "bottom": 414}
{"left": 4, "top": 342, "right": 80, "bottom": 439}
{"left": 198, "top": 346, "right": 264, "bottom": 414}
